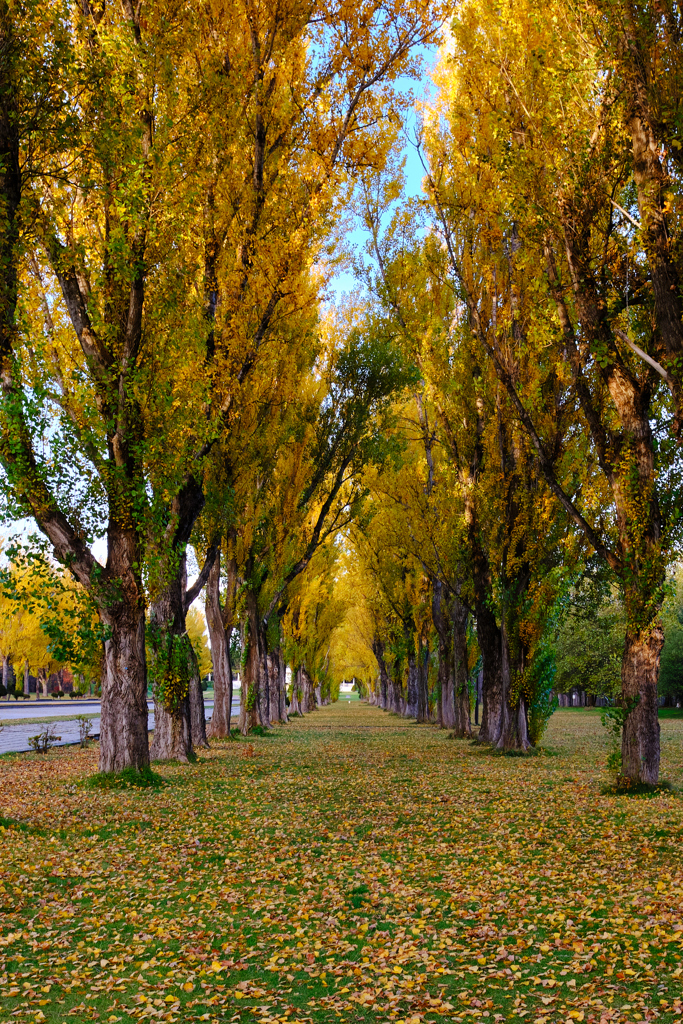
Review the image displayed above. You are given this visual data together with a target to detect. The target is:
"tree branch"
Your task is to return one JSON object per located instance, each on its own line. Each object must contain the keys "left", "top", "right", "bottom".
{"left": 184, "top": 541, "right": 218, "bottom": 613}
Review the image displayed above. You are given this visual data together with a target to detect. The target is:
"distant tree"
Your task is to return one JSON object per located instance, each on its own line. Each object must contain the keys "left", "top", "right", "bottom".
{"left": 554, "top": 592, "right": 625, "bottom": 702}
{"left": 660, "top": 569, "right": 683, "bottom": 705}
{"left": 186, "top": 608, "right": 212, "bottom": 682}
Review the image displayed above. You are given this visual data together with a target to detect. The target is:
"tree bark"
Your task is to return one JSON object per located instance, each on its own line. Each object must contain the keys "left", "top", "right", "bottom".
{"left": 474, "top": 597, "right": 504, "bottom": 744}
{"left": 150, "top": 695, "right": 191, "bottom": 763}
{"left": 189, "top": 654, "right": 208, "bottom": 748}
{"left": 389, "top": 662, "right": 403, "bottom": 714}
{"left": 278, "top": 648, "right": 288, "bottom": 722}
{"left": 467, "top": 510, "right": 505, "bottom": 744}
{"left": 300, "top": 666, "right": 315, "bottom": 714}
{"left": 99, "top": 601, "right": 150, "bottom": 772}
{"left": 205, "top": 551, "right": 233, "bottom": 740}
{"left": 620, "top": 625, "right": 663, "bottom": 785}
{"left": 290, "top": 668, "right": 301, "bottom": 715}
{"left": 417, "top": 639, "right": 430, "bottom": 722}
{"left": 433, "top": 580, "right": 455, "bottom": 730}
{"left": 149, "top": 560, "right": 192, "bottom": 764}
{"left": 372, "top": 638, "right": 390, "bottom": 710}
{"left": 452, "top": 597, "right": 472, "bottom": 738}
{"left": 240, "top": 589, "right": 263, "bottom": 734}
{"left": 492, "top": 618, "right": 531, "bottom": 751}
{"left": 406, "top": 645, "right": 419, "bottom": 718}
{"left": 268, "top": 651, "right": 284, "bottom": 722}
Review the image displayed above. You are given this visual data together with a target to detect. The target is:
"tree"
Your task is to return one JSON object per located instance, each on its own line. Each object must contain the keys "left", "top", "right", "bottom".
{"left": 356, "top": 171, "right": 582, "bottom": 749}
{"left": 659, "top": 567, "right": 683, "bottom": 706}
{"left": 421, "top": 0, "right": 683, "bottom": 781}
{"left": 142, "top": 0, "right": 443, "bottom": 757}
{"left": 225, "top": 323, "right": 419, "bottom": 734}
{"left": 554, "top": 590, "right": 625, "bottom": 702}
{"left": 0, "top": 547, "right": 100, "bottom": 694}
{"left": 0, "top": 0, "right": 214, "bottom": 769}
{"left": 0, "top": 0, "right": 442, "bottom": 769}
{"left": 186, "top": 607, "right": 212, "bottom": 681}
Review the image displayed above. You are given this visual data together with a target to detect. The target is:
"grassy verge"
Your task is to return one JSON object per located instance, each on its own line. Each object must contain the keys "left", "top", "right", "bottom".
{"left": 0, "top": 707, "right": 681, "bottom": 1024}
{"left": 0, "top": 713, "right": 100, "bottom": 727}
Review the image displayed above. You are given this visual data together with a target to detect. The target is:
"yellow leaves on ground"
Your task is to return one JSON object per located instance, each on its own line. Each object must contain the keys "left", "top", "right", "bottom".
{"left": 0, "top": 702, "right": 682, "bottom": 1024}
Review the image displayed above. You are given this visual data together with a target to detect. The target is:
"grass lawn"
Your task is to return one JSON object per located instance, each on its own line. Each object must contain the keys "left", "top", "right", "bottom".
{"left": 0, "top": 705, "right": 682, "bottom": 1024}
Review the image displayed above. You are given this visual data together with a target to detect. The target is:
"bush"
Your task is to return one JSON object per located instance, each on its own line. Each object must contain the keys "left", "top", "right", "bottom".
{"left": 75, "top": 715, "right": 93, "bottom": 747}
{"left": 28, "top": 726, "right": 61, "bottom": 753}
{"left": 0, "top": 684, "right": 6, "bottom": 697}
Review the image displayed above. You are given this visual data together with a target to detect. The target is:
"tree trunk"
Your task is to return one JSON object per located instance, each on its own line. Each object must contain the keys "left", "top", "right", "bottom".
{"left": 389, "top": 664, "right": 403, "bottom": 714}
{"left": 189, "top": 653, "right": 209, "bottom": 748}
{"left": 205, "top": 552, "right": 233, "bottom": 740}
{"left": 99, "top": 601, "right": 150, "bottom": 772}
{"left": 23, "top": 661, "right": 29, "bottom": 695}
{"left": 314, "top": 682, "right": 322, "bottom": 707}
{"left": 452, "top": 597, "right": 472, "bottom": 738}
{"left": 406, "top": 645, "right": 419, "bottom": 719}
{"left": 469, "top": 519, "right": 505, "bottom": 744}
{"left": 278, "top": 649, "right": 288, "bottom": 722}
{"left": 151, "top": 695, "right": 191, "bottom": 763}
{"left": 494, "top": 619, "right": 531, "bottom": 751}
{"left": 149, "top": 565, "right": 192, "bottom": 764}
{"left": 620, "top": 625, "right": 663, "bottom": 786}
{"left": 474, "top": 599, "right": 504, "bottom": 744}
{"left": 2, "top": 654, "right": 9, "bottom": 694}
{"left": 372, "top": 638, "right": 390, "bottom": 710}
{"left": 417, "top": 639, "right": 430, "bottom": 722}
{"left": 266, "top": 652, "right": 280, "bottom": 722}
{"left": 300, "top": 666, "right": 314, "bottom": 714}
{"left": 433, "top": 580, "right": 455, "bottom": 729}
{"left": 240, "top": 590, "right": 263, "bottom": 734}
{"left": 256, "top": 625, "right": 272, "bottom": 729}
{"left": 290, "top": 668, "right": 301, "bottom": 715}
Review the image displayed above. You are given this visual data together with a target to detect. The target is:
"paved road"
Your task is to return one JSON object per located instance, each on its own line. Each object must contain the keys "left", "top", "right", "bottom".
{"left": 0, "top": 698, "right": 241, "bottom": 754}
{"left": 0, "top": 700, "right": 148, "bottom": 721}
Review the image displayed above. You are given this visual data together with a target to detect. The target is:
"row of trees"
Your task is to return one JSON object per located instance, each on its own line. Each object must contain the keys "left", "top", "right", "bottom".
{"left": 306, "top": 0, "right": 683, "bottom": 787}
{"left": 2, "top": 0, "right": 683, "bottom": 787}
{"left": 0, "top": 0, "right": 440, "bottom": 766}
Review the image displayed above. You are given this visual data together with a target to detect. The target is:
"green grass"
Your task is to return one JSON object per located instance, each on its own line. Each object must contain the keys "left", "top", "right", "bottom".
{"left": 659, "top": 706, "right": 683, "bottom": 719}
{"left": 84, "top": 765, "right": 165, "bottom": 790}
{"left": 0, "top": 712, "right": 99, "bottom": 726}
{"left": 0, "top": 706, "right": 681, "bottom": 1024}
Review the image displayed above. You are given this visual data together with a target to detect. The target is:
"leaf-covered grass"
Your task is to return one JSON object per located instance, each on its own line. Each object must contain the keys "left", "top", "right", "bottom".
{"left": 0, "top": 705, "right": 682, "bottom": 1024}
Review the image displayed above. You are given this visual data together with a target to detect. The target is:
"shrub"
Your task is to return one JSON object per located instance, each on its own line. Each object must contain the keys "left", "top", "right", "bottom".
{"left": 28, "top": 726, "right": 61, "bottom": 753}
{"left": 75, "top": 716, "right": 93, "bottom": 747}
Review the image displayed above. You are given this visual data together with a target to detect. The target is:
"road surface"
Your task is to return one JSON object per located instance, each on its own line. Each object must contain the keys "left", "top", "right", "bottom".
{"left": 0, "top": 697, "right": 241, "bottom": 754}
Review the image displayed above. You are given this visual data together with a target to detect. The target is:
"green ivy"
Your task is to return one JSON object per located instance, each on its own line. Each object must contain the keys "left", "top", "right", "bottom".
{"left": 146, "top": 623, "right": 193, "bottom": 715}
